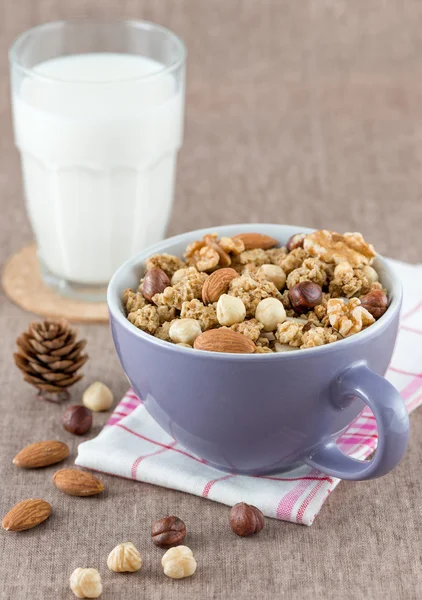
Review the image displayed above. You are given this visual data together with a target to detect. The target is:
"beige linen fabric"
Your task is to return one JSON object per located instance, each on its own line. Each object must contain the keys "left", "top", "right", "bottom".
{"left": 1, "top": 1, "right": 422, "bottom": 598}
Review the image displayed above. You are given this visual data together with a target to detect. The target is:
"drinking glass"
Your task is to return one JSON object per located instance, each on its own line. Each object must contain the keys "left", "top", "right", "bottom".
{"left": 9, "top": 19, "right": 186, "bottom": 301}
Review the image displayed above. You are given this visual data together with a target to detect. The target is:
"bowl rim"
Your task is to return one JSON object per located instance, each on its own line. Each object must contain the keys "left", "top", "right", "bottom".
{"left": 107, "top": 223, "right": 403, "bottom": 361}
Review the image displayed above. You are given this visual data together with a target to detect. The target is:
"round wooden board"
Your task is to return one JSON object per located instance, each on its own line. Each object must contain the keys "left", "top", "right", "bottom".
{"left": 2, "top": 244, "right": 109, "bottom": 323}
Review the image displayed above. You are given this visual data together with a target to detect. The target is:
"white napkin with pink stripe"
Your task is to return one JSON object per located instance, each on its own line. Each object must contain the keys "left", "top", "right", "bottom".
{"left": 76, "top": 260, "right": 422, "bottom": 525}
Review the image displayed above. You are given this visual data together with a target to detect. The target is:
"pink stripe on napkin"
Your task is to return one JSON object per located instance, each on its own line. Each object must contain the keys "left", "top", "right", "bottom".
{"left": 76, "top": 260, "right": 422, "bottom": 525}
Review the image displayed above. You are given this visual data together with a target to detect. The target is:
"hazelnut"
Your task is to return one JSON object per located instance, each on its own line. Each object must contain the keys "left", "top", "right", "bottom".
{"left": 255, "top": 298, "right": 286, "bottom": 331}
{"left": 286, "top": 233, "right": 306, "bottom": 252}
{"left": 151, "top": 516, "right": 187, "bottom": 548}
{"left": 107, "top": 541, "right": 142, "bottom": 572}
{"left": 70, "top": 568, "right": 102, "bottom": 598}
{"left": 171, "top": 268, "right": 188, "bottom": 285}
{"left": 288, "top": 281, "right": 323, "bottom": 314}
{"left": 217, "top": 294, "right": 246, "bottom": 326}
{"left": 62, "top": 405, "right": 92, "bottom": 436}
{"left": 141, "top": 267, "right": 171, "bottom": 302}
{"left": 169, "top": 318, "right": 202, "bottom": 345}
{"left": 161, "top": 545, "right": 197, "bottom": 579}
{"left": 363, "top": 265, "right": 379, "bottom": 285}
{"left": 82, "top": 381, "right": 113, "bottom": 412}
{"left": 258, "top": 264, "right": 286, "bottom": 289}
{"left": 229, "top": 502, "right": 265, "bottom": 537}
{"left": 359, "top": 289, "right": 388, "bottom": 319}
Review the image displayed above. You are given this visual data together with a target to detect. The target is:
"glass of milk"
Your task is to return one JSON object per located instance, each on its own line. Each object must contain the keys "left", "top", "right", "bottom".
{"left": 9, "top": 19, "right": 186, "bottom": 301}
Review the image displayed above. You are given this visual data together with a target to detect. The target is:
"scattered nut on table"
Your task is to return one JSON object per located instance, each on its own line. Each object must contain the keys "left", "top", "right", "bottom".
{"left": 82, "top": 382, "right": 113, "bottom": 412}
{"left": 53, "top": 469, "right": 104, "bottom": 496}
{"left": 107, "top": 542, "right": 142, "bottom": 572}
{"left": 169, "top": 318, "right": 202, "bottom": 345}
{"left": 161, "top": 545, "right": 197, "bottom": 579}
{"left": 13, "top": 440, "right": 70, "bottom": 468}
{"left": 62, "top": 405, "right": 93, "bottom": 435}
{"left": 70, "top": 568, "right": 102, "bottom": 598}
{"left": 216, "top": 294, "right": 246, "bottom": 326}
{"left": 255, "top": 298, "right": 286, "bottom": 331}
{"left": 151, "top": 516, "right": 187, "bottom": 548}
{"left": 2, "top": 498, "right": 51, "bottom": 532}
{"left": 229, "top": 502, "right": 265, "bottom": 537}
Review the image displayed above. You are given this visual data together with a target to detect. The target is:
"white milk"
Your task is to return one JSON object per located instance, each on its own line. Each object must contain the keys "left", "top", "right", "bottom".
{"left": 13, "top": 53, "right": 184, "bottom": 284}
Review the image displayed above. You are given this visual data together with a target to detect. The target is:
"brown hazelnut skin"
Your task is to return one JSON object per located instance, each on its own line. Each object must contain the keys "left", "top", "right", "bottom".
{"left": 360, "top": 289, "right": 388, "bottom": 319}
{"left": 62, "top": 405, "right": 93, "bottom": 435}
{"left": 141, "top": 268, "right": 171, "bottom": 302}
{"left": 286, "top": 233, "right": 306, "bottom": 252}
{"left": 151, "top": 516, "right": 187, "bottom": 548}
{"left": 289, "top": 281, "right": 323, "bottom": 314}
{"left": 229, "top": 502, "right": 265, "bottom": 537}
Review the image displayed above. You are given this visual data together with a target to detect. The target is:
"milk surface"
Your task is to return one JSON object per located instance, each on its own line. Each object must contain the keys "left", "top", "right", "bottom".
{"left": 13, "top": 53, "right": 183, "bottom": 284}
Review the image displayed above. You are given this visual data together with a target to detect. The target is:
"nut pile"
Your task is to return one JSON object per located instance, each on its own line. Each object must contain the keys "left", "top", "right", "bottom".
{"left": 123, "top": 230, "right": 388, "bottom": 352}
{"left": 65, "top": 507, "right": 263, "bottom": 597}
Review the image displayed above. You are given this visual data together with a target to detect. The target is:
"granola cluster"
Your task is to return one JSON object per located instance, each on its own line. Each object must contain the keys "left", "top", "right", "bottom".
{"left": 123, "top": 230, "right": 388, "bottom": 353}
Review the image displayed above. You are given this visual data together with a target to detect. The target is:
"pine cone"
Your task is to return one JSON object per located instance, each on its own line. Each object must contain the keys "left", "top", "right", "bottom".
{"left": 14, "top": 320, "right": 88, "bottom": 402}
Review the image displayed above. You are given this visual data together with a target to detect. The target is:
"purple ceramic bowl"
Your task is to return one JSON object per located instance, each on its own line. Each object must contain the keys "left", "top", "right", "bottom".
{"left": 107, "top": 224, "right": 409, "bottom": 479}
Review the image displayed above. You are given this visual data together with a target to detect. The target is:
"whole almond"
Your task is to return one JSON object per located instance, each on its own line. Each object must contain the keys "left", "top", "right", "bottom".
{"left": 194, "top": 329, "right": 255, "bottom": 353}
{"left": 141, "top": 268, "right": 171, "bottom": 302}
{"left": 53, "top": 468, "right": 104, "bottom": 497}
{"left": 232, "top": 233, "right": 278, "bottom": 250}
{"left": 2, "top": 499, "right": 51, "bottom": 532}
{"left": 13, "top": 440, "right": 70, "bottom": 469}
{"left": 202, "top": 268, "right": 238, "bottom": 304}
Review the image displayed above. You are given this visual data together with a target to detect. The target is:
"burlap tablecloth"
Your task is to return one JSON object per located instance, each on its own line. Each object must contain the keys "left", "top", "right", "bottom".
{"left": 1, "top": 1, "right": 422, "bottom": 598}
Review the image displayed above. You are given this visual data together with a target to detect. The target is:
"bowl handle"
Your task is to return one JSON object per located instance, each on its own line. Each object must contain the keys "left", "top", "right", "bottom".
{"left": 304, "top": 363, "right": 409, "bottom": 480}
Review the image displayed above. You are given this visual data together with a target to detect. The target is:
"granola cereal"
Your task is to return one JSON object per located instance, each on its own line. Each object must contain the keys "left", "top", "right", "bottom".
{"left": 286, "top": 258, "right": 327, "bottom": 289}
{"left": 265, "top": 247, "right": 288, "bottom": 267}
{"left": 256, "top": 336, "right": 271, "bottom": 348}
{"left": 146, "top": 253, "right": 185, "bottom": 277}
{"left": 154, "top": 321, "right": 174, "bottom": 341}
{"left": 157, "top": 305, "right": 177, "bottom": 324}
{"left": 123, "top": 229, "right": 387, "bottom": 353}
{"left": 153, "top": 268, "right": 208, "bottom": 310}
{"left": 280, "top": 289, "right": 292, "bottom": 310}
{"left": 180, "top": 299, "right": 218, "bottom": 330}
{"left": 280, "top": 248, "right": 309, "bottom": 274}
{"left": 254, "top": 345, "right": 273, "bottom": 354}
{"left": 228, "top": 275, "right": 281, "bottom": 317}
{"left": 128, "top": 305, "right": 160, "bottom": 334}
{"left": 241, "top": 263, "right": 260, "bottom": 278}
{"left": 238, "top": 249, "right": 269, "bottom": 267}
{"left": 123, "top": 289, "right": 147, "bottom": 314}
{"left": 301, "top": 326, "right": 339, "bottom": 349}
{"left": 275, "top": 320, "right": 304, "bottom": 347}
{"left": 231, "top": 319, "right": 264, "bottom": 342}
